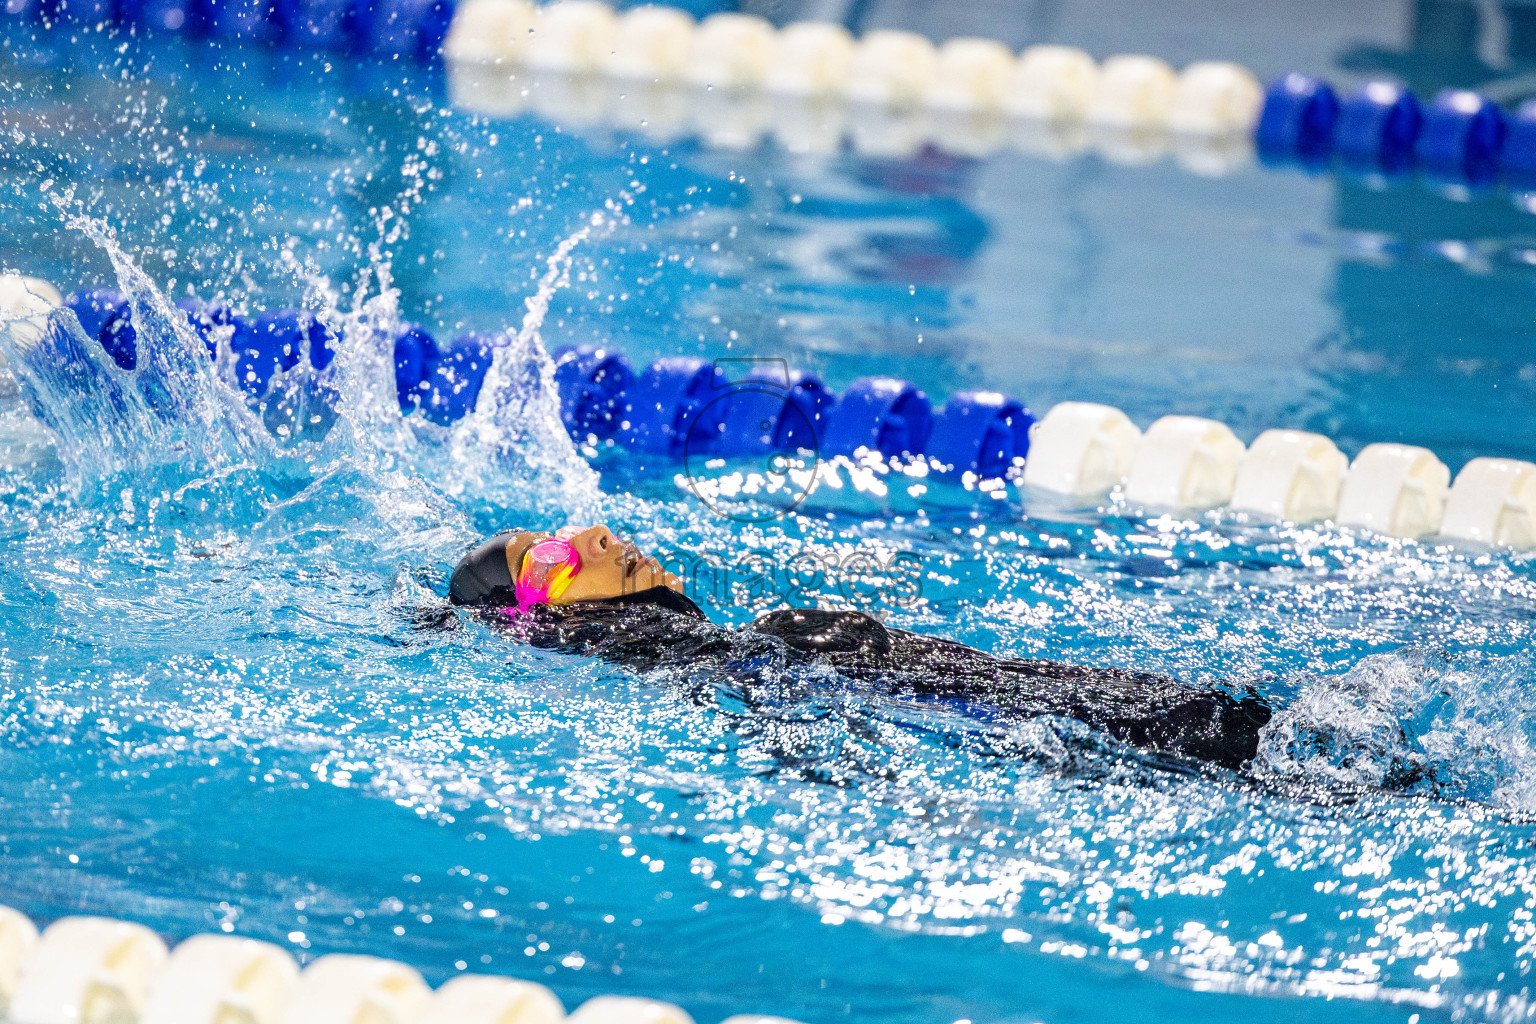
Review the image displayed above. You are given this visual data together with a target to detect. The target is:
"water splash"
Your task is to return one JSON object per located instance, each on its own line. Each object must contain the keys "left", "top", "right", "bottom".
{"left": 48, "top": 193, "right": 269, "bottom": 474}
{"left": 1254, "top": 648, "right": 1536, "bottom": 811}
{"left": 4, "top": 181, "right": 612, "bottom": 555}
{"left": 448, "top": 216, "right": 604, "bottom": 520}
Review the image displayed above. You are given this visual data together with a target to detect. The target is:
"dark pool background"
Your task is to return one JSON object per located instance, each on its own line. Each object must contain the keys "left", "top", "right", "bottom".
{"left": 3, "top": 1, "right": 1536, "bottom": 1022}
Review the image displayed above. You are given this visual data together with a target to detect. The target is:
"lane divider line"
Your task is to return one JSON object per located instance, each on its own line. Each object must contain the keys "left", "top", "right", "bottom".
{"left": 2, "top": 273, "right": 1530, "bottom": 547}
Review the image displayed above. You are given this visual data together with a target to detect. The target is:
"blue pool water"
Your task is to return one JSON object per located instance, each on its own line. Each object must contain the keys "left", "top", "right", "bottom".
{"left": 4, "top": 11, "right": 1536, "bottom": 1024}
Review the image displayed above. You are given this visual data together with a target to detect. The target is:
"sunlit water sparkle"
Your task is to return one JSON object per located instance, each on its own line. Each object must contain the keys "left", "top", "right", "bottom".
{"left": 0, "top": 25, "right": 1535, "bottom": 1024}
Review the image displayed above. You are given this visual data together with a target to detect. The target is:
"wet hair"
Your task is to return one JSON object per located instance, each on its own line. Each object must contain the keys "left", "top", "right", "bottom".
{"left": 595, "top": 585, "right": 707, "bottom": 619}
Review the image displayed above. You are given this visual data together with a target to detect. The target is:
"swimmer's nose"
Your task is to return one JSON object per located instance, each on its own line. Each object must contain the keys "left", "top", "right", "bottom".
{"left": 570, "top": 524, "right": 619, "bottom": 563}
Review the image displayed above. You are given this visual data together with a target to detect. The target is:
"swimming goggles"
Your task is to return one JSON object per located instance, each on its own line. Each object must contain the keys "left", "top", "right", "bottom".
{"left": 514, "top": 526, "right": 583, "bottom": 606}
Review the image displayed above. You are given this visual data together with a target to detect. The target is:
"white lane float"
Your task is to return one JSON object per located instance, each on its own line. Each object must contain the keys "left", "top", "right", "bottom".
{"left": 1170, "top": 131, "right": 1255, "bottom": 177}
{"left": 606, "top": 5, "right": 695, "bottom": 80}
{"left": 1440, "top": 457, "right": 1536, "bottom": 548}
{"left": 764, "top": 20, "right": 855, "bottom": 97}
{"left": 1011, "top": 115, "right": 1090, "bottom": 160}
{"left": 1123, "top": 415, "right": 1246, "bottom": 511}
{"left": 140, "top": 935, "right": 299, "bottom": 1024}
{"left": 569, "top": 995, "right": 695, "bottom": 1024}
{"left": 277, "top": 954, "right": 431, "bottom": 1024}
{"left": 1229, "top": 429, "right": 1349, "bottom": 523}
{"left": 0, "top": 274, "right": 62, "bottom": 312}
{"left": 928, "top": 36, "right": 1014, "bottom": 111}
{"left": 8, "top": 916, "right": 169, "bottom": 1024}
{"left": 0, "top": 273, "right": 63, "bottom": 355}
{"left": 930, "top": 109, "right": 1009, "bottom": 159}
{"left": 847, "top": 103, "right": 931, "bottom": 158}
{"left": 845, "top": 29, "right": 937, "bottom": 107}
{"left": 1021, "top": 401, "right": 1142, "bottom": 502}
{"left": 610, "top": 79, "right": 691, "bottom": 141}
{"left": 769, "top": 92, "right": 848, "bottom": 154}
{"left": 446, "top": 60, "right": 527, "bottom": 117}
{"left": 531, "top": 68, "right": 617, "bottom": 127}
{"left": 435, "top": 5, "right": 1274, "bottom": 178}
{"left": 1168, "top": 60, "right": 1264, "bottom": 135}
{"left": 442, "top": 0, "right": 537, "bottom": 63}
{"left": 1003, "top": 45, "right": 1099, "bottom": 120}
{"left": 1336, "top": 442, "right": 1451, "bottom": 540}
{"left": 683, "top": 13, "right": 777, "bottom": 89}
{"left": 1085, "top": 54, "right": 1178, "bottom": 128}
{"left": 420, "top": 975, "right": 566, "bottom": 1024}
{"left": 690, "top": 88, "right": 770, "bottom": 150}
{"left": 0, "top": 906, "right": 38, "bottom": 1014}
{"left": 1091, "top": 123, "right": 1170, "bottom": 166}
{"left": 524, "top": 0, "right": 619, "bottom": 72}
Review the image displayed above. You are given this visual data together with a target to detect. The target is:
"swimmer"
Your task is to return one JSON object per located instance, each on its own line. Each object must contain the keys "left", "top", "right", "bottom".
{"left": 449, "top": 526, "right": 1274, "bottom": 773}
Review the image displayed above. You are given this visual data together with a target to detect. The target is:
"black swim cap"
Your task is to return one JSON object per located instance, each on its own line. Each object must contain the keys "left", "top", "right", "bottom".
{"left": 449, "top": 531, "right": 523, "bottom": 607}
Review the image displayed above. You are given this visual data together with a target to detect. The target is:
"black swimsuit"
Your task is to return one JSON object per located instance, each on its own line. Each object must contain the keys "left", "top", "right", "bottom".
{"left": 448, "top": 532, "right": 1272, "bottom": 771}
{"left": 469, "top": 587, "right": 1273, "bottom": 772}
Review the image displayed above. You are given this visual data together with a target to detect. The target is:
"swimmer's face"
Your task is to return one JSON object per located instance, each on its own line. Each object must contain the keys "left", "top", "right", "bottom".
{"left": 504, "top": 525, "right": 683, "bottom": 605}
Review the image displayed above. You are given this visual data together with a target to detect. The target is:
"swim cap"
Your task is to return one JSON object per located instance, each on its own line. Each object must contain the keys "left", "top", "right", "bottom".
{"left": 514, "top": 527, "right": 584, "bottom": 606}
{"left": 449, "top": 531, "right": 524, "bottom": 607}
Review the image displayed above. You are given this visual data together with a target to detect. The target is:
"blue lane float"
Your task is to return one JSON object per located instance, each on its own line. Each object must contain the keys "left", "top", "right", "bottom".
{"left": 31, "top": 0, "right": 447, "bottom": 58}
{"left": 772, "top": 374, "right": 834, "bottom": 453}
{"left": 926, "top": 391, "right": 1034, "bottom": 479}
{"left": 67, "top": 291, "right": 237, "bottom": 370}
{"left": 712, "top": 367, "right": 833, "bottom": 456}
{"left": 230, "top": 309, "right": 335, "bottom": 395}
{"left": 178, "top": 298, "right": 237, "bottom": 360}
{"left": 1254, "top": 70, "right": 1533, "bottom": 191}
{"left": 392, "top": 325, "right": 442, "bottom": 414}
{"left": 820, "top": 377, "right": 932, "bottom": 460}
{"left": 208, "top": 0, "right": 286, "bottom": 42}
{"left": 63, "top": 289, "right": 127, "bottom": 349}
{"left": 281, "top": 0, "right": 373, "bottom": 51}
{"left": 620, "top": 356, "right": 729, "bottom": 456}
{"left": 385, "top": 327, "right": 497, "bottom": 423}
{"left": 1417, "top": 89, "right": 1506, "bottom": 183}
{"left": 118, "top": 0, "right": 207, "bottom": 33}
{"left": 760, "top": 370, "right": 834, "bottom": 453}
{"left": 97, "top": 308, "right": 140, "bottom": 371}
{"left": 419, "top": 332, "right": 496, "bottom": 424}
{"left": 552, "top": 345, "right": 633, "bottom": 440}
{"left": 31, "top": 0, "right": 114, "bottom": 19}
{"left": 1502, "top": 98, "right": 1536, "bottom": 189}
{"left": 1335, "top": 81, "right": 1422, "bottom": 173}
{"left": 61, "top": 290, "right": 1034, "bottom": 479}
{"left": 368, "top": 0, "right": 453, "bottom": 59}
{"left": 1256, "top": 73, "right": 1339, "bottom": 166}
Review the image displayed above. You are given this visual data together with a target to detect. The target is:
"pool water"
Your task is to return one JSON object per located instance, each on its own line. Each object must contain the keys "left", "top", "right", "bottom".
{"left": 3, "top": 15, "right": 1536, "bottom": 1024}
